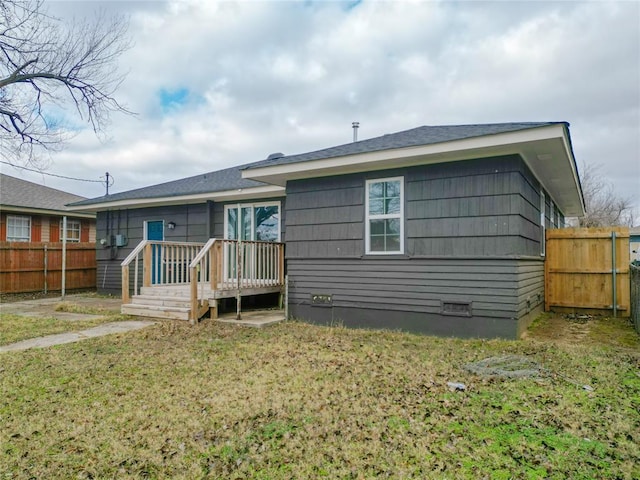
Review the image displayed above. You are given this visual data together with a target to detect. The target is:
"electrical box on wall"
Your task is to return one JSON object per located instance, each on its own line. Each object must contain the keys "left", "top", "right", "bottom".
{"left": 115, "top": 234, "right": 128, "bottom": 247}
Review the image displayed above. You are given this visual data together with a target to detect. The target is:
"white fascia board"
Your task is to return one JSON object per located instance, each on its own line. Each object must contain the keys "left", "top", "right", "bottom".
{"left": 65, "top": 185, "right": 286, "bottom": 213}
{"left": 242, "top": 123, "right": 584, "bottom": 216}
{"left": 0, "top": 205, "right": 96, "bottom": 219}
{"left": 242, "top": 124, "right": 568, "bottom": 185}
{"left": 560, "top": 131, "right": 585, "bottom": 214}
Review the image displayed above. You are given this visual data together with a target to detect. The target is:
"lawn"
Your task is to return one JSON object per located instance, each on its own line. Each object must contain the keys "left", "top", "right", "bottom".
{"left": 1, "top": 316, "right": 639, "bottom": 479}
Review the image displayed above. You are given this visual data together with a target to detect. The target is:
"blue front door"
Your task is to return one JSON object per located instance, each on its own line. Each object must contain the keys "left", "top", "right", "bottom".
{"left": 146, "top": 221, "right": 164, "bottom": 284}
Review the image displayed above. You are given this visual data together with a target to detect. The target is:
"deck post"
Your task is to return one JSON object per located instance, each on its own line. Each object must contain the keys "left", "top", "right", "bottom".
{"left": 190, "top": 265, "right": 198, "bottom": 325}
{"left": 236, "top": 239, "right": 242, "bottom": 320}
{"left": 122, "top": 265, "right": 130, "bottom": 305}
{"left": 211, "top": 242, "right": 219, "bottom": 290}
{"left": 143, "top": 243, "right": 152, "bottom": 287}
{"left": 278, "top": 243, "right": 285, "bottom": 285}
{"left": 210, "top": 299, "right": 218, "bottom": 319}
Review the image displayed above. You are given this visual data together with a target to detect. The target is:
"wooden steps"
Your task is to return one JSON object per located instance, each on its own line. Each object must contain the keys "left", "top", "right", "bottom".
{"left": 121, "top": 286, "right": 194, "bottom": 321}
{"left": 121, "top": 284, "right": 284, "bottom": 322}
{"left": 121, "top": 303, "right": 191, "bottom": 321}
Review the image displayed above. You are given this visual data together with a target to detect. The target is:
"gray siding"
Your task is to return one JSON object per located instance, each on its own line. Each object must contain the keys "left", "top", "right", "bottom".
{"left": 286, "top": 155, "right": 546, "bottom": 259}
{"left": 287, "top": 258, "right": 541, "bottom": 338}
{"left": 96, "top": 198, "right": 285, "bottom": 295}
{"left": 516, "top": 261, "right": 545, "bottom": 314}
{"left": 96, "top": 203, "right": 212, "bottom": 294}
{"left": 284, "top": 155, "right": 547, "bottom": 338}
{"left": 285, "top": 176, "right": 363, "bottom": 258}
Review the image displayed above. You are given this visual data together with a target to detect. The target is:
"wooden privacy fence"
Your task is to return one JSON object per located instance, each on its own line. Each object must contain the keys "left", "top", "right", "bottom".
{"left": 545, "top": 227, "right": 630, "bottom": 317}
{"left": 0, "top": 242, "right": 96, "bottom": 294}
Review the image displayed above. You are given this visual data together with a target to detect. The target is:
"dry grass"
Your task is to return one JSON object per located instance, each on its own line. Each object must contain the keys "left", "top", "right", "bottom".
{"left": 1, "top": 318, "right": 639, "bottom": 479}
{"left": 53, "top": 301, "right": 119, "bottom": 316}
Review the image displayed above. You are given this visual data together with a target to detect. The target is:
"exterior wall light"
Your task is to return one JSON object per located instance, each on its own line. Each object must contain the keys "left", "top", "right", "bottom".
{"left": 167, "top": 221, "right": 176, "bottom": 230}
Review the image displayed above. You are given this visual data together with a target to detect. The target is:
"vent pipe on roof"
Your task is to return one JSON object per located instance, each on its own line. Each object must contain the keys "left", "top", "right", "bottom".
{"left": 352, "top": 121, "right": 359, "bottom": 142}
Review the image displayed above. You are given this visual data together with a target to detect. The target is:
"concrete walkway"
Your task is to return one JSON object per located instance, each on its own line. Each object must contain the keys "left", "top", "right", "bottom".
{"left": 0, "top": 294, "right": 156, "bottom": 353}
{"left": 0, "top": 320, "right": 156, "bottom": 353}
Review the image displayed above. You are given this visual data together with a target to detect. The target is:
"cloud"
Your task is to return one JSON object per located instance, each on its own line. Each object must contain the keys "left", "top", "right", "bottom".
{"left": 5, "top": 0, "right": 638, "bottom": 218}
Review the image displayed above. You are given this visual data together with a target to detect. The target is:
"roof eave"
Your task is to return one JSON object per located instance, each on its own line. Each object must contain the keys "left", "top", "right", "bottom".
{"left": 0, "top": 205, "right": 96, "bottom": 219}
{"left": 66, "top": 185, "right": 286, "bottom": 213}
{"left": 243, "top": 124, "right": 585, "bottom": 217}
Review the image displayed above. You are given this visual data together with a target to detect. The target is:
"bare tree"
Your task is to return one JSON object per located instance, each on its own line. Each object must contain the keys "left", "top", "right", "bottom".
{"left": 578, "top": 162, "right": 635, "bottom": 227}
{"left": 0, "top": 0, "right": 132, "bottom": 166}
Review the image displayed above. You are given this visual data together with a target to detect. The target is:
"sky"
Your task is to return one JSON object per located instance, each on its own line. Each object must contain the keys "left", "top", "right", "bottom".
{"left": 3, "top": 0, "right": 639, "bottom": 217}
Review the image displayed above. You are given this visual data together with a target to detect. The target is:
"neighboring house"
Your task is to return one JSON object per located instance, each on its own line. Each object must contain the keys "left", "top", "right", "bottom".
{"left": 631, "top": 227, "right": 640, "bottom": 264}
{"left": 68, "top": 122, "right": 584, "bottom": 338}
{"left": 0, "top": 174, "right": 96, "bottom": 243}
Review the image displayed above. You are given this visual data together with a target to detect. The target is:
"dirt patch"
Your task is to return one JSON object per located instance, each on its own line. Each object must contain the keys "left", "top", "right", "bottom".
{"left": 0, "top": 289, "right": 96, "bottom": 304}
{"left": 527, "top": 313, "right": 640, "bottom": 350}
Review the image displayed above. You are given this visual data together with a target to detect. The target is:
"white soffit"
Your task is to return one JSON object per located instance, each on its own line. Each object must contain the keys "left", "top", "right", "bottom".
{"left": 66, "top": 185, "right": 286, "bottom": 213}
{"left": 243, "top": 124, "right": 585, "bottom": 216}
{"left": 0, "top": 205, "right": 95, "bottom": 219}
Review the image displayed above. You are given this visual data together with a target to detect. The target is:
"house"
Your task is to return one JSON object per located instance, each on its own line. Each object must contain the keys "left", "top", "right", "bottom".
{"left": 68, "top": 122, "right": 584, "bottom": 338}
{"left": 631, "top": 227, "right": 640, "bottom": 264}
{"left": 0, "top": 173, "right": 96, "bottom": 243}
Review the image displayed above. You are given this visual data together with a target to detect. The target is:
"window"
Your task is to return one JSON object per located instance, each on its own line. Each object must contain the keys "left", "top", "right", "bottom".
{"left": 550, "top": 203, "right": 556, "bottom": 228}
{"left": 540, "top": 190, "right": 546, "bottom": 256}
{"left": 60, "top": 219, "right": 81, "bottom": 242}
{"left": 366, "top": 177, "right": 404, "bottom": 254}
{"left": 224, "top": 202, "right": 280, "bottom": 242}
{"left": 7, "top": 215, "right": 31, "bottom": 242}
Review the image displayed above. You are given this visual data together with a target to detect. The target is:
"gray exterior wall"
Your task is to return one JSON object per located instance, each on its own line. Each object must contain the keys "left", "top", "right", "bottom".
{"left": 287, "top": 258, "right": 544, "bottom": 338}
{"left": 95, "top": 197, "right": 286, "bottom": 295}
{"left": 96, "top": 203, "right": 212, "bottom": 294}
{"left": 284, "top": 155, "right": 553, "bottom": 338}
{"left": 286, "top": 155, "right": 552, "bottom": 259}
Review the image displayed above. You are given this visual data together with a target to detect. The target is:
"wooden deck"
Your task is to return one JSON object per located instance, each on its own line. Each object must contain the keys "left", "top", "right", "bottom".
{"left": 120, "top": 239, "right": 285, "bottom": 322}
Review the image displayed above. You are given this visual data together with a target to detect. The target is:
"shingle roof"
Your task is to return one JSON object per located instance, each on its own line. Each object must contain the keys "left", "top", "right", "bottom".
{"left": 70, "top": 164, "right": 267, "bottom": 207}
{"left": 70, "top": 122, "right": 565, "bottom": 207}
{"left": 244, "top": 122, "right": 566, "bottom": 169}
{"left": 0, "top": 174, "right": 87, "bottom": 212}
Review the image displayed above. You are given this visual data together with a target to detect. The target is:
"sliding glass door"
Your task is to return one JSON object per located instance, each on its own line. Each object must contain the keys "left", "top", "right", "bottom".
{"left": 224, "top": 202, "right": 280, "bottom": 281}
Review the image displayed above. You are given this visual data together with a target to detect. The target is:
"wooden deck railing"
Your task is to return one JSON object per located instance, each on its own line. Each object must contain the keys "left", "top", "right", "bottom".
{"left": 123, "top": 239, "right": 285, "bottom": 323}
{"left": 121, "top": 240, "right": 204, "bottom": 304}
{"left": 188, "top": 239, "right": 285, "bottom": 323}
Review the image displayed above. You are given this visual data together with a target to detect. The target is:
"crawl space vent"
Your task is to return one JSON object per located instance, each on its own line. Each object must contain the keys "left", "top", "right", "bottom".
{"left": 441, "top": 301, "right": 472, "bottom": 317}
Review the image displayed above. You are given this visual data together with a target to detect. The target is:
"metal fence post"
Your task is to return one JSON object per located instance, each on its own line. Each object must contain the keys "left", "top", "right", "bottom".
{"left": 612, "top": 231, "right": 617, "bottom": 318}
{"left": 631, "top": 264, "right": 640, "bottom": 334}
{"left": 43, "top": 244, "right": 48, "bottom": 294}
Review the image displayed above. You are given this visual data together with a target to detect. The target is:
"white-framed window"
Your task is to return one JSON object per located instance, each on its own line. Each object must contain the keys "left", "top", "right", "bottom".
{"left": 550, "top": 203, "right": 556, "bottom": 228}
{"left": 60, "top": 219, "right": 81, "bottom": 242}
{"left": 7, "top": 215, "right": 31, "bottom": 242}
{"left": 540, "top": 190, "right": 546, "bottom": 256}
{"left": 224, "top": 201, "right": 280, "bottom": 242}
{"left": 365, "top": 177, "right": 404, "bottom": 254}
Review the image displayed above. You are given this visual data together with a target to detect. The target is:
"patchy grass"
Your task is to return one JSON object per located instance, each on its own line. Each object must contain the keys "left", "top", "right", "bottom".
{"left": 1, "top": 319, "right": 639, "bottom": 479}
{"left": 528, "top": 314, "right": 640, "bottom": 350}
{"left": 54, "top": 301, "right": 119, "bottom": 316}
